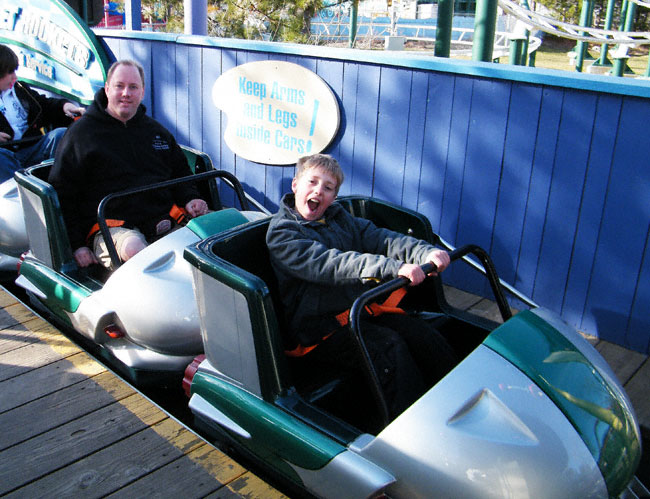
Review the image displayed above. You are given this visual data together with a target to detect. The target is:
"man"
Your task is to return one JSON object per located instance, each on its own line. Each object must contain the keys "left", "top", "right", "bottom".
{"left": 0, "top": 44, "right": 85, "bottom": 182}
{"left": 48, "top": 59, "right": 208, "bottom": 269}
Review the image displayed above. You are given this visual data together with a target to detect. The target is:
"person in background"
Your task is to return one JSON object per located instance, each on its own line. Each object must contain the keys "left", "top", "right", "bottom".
{"left": 48, "top": 59, "right": 208, "bottom": 269}
{"left": 0, "top": 44, "right": 85, "bottom": 182}
{"left": 266, "top": 153, "right": 457, "bottom": 426}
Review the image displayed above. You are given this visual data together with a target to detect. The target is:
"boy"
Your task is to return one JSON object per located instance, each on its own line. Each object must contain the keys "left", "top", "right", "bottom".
{"left": 0, "top": 44, "right": 84, "bottom": 182}
{"left": 266, "top": 153, "right": 456, "bottom": 425}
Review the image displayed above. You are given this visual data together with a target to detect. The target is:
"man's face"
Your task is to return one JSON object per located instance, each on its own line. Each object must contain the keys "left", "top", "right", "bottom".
{"left": 291, "top": 166, "right": 338, "bottom": 221}
{"left": 104, "top": 64, "right": 145, "bottom": 122}
{"left": 0, "top": 70, "right": 17, "bottom": 92}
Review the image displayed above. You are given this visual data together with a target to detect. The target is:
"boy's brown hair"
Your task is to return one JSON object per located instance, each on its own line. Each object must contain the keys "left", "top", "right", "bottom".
{"left": 0, "top": 44, "right": 18, "bottom": 79}
{"left": 295, "top": 154, "right": 344, "bottom": 193}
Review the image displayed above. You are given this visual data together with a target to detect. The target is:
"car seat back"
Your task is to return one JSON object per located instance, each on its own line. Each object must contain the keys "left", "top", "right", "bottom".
{"left": 15, "top": 160, "right": 75, "bottom": 272}
{"left": 185, "top": 218, "right": 287, "bottom": 400}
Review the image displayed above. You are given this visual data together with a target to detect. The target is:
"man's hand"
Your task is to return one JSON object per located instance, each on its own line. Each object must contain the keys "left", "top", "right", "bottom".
{"left": 0, "top": 132, "right": 11, "bottom": 143}
{"left": 185, "top": 198, "right": 208, "bottom": 218}
{"left": 74, "top": 247, "right": 98, "bottom": 267}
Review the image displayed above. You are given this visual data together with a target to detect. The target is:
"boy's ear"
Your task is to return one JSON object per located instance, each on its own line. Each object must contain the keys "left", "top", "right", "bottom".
{"left": 291, "top": 177, "right": 298, "bottom": 193}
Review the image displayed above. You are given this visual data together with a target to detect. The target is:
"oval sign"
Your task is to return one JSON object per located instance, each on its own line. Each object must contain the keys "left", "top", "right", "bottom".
{"left": 212, "top": 60, "right": 340, "bottom": 165}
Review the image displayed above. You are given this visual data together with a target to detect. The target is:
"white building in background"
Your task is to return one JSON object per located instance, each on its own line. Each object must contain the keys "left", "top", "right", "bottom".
{"left": 355, "top": 0, "right": 477, "bottom": 19}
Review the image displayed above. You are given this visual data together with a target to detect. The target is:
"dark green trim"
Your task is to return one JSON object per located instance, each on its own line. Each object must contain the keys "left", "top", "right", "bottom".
{"left": 192, "top": 371, "right": 344, "bottom": 471}
{"left": 186, "top": 209, "right": 250, "bottom": 240}
{"left": 95, "top": 29, "right": 650, "bottom": 99}
{"left": 20, "top": 259, "right": 91, "bottom": 313}
{"left": 484, "top": 310, "right": 641, "bottom": 496}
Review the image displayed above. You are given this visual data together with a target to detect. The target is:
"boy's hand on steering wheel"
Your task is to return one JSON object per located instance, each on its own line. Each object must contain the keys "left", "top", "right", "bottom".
{"left": 426, "top": 249, "right": 450, "bottom": 274}
{"left": 398, "top": 263, "right": 426, "bottom": 286}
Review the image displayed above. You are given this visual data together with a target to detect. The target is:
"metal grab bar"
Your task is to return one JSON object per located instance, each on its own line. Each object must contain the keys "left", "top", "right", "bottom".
{"left": 97, "top": 169, "right": 250, "bottom": 269}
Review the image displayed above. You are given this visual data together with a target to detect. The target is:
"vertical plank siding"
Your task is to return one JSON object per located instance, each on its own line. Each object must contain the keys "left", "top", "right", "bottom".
{"left": 98, "top": 33, "right": 650, "bottom": 353}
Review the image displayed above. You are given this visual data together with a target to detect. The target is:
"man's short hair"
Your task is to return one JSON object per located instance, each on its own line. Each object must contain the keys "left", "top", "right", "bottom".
{"left": 0, "top": 44, "right": 19, "bottom": 79}
{"left": 295, "top": 154, "right": 344, "bottom": 192}
{"left": 106, "top": 59, "right": 145, "bottom": 87}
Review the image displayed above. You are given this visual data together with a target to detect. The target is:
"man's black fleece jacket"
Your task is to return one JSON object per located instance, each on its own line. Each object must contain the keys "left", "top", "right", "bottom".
{"left": 48, "top": 88, "right": 199, "bottom": 251}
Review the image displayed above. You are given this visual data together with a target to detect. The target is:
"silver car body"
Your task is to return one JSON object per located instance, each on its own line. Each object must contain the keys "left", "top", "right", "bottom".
{"left": 0, "top": 179, "right": 28, "bottom": 273}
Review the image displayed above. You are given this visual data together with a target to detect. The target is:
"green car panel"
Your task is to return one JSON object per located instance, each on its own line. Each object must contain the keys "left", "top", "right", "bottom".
{"left": 484, "top": 310, "right": 641, "bottom": 496}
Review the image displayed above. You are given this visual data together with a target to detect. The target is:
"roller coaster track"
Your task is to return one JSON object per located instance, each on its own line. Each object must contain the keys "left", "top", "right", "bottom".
{"left": 499, "top": 0, "right": 650, "bottom": 45}
{"left": 628, "top": 0, "right": 650, "bottom": 9}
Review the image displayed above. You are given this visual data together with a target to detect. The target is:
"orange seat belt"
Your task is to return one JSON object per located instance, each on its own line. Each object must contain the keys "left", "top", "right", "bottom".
{"left": 86, "top": 219, "right": 125, "bottom": 244}
{"left": 334, "top": 287, "right": 407, "bottom": 327}
{"left": 85, "top": 204, "right": 189, "bottom": 244}
{"left": 285, "top": 287, "right": 408, "bottom": 358}
{"left": 169, "top": 203, "right": 189, "bottom": 225}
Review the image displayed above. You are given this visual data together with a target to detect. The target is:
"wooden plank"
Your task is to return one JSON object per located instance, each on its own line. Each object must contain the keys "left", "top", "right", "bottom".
{"left": 105, "top": 443, "right": 247, "bottom": 498}
{"left": 0, "top": 351, "right": 105, "bottom": 413}
{"left": 402, "top": 70, "right": 428, "bottom": 212}
{"left": 516, "top": 87, "right": 563, "bottom": 299}
{"left": 418, "top": 71, "right": 455, "bottom": 232}
{"left": 0, "top": 288, "right": 19, "bottom": 307}
{"left": 337, "top": 62, "right": 359, "bottom": 199}
{"left": 581, "top": 97, "right": 650, "bottom": 347}
{"left": 6, "top": 419, "right": 205, "bottom": 498}
{"left": 533, "top": 90, "right": 597, "bottom": 313}
{"left": 595, "top": 340, "right": 648, "bottom": 386}
{"left": 205, "top": 471, "right": 288, "bottom": 499}
{"left": 439, "top": 76, "right": 472, "bottom": 246}
{"left": 0, "top": 371, "right": 134, "bottom": 450}
{"left": 0, "top": 332, "right": 81, "bottom": 382}
{"left": 493, "top": 83, "right": 542, "bottom": 288}
{"left": 466, "top": 298, "right": 512, "bottom": 323}
{"left": 0, "top": 393, "right": 166, "bottom": 495}
{"left": 443, "top": 285, "right": 484, "bottom": 311}
{"left": 374, "top": 66, "right": 410, "bottom": 205}
{"left": 349, "top": 64, "right": 379, "bottom": 198}
{"left": 0, "top": 301, "right": 37, "bottom": 329}
{"left": 457, "top": 78, "right": 510, "bottom": 253}
{"left": 562, "top": 94, "right": 621, "bottom": 332}
{"left": 0, "top": 317, "right": 52, "bottom": 354}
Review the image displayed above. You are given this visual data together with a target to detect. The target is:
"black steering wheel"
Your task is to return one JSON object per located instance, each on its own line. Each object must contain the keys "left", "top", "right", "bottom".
{"left": 348, "top": 246, "right": 511, "bottom": 428}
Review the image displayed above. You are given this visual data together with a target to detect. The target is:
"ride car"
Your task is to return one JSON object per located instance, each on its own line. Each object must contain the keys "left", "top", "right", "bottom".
{"left": 182, "top": 196, "right": 644, "bottom": 498}
{"left": 0, "top": 177, "right": 28, "bottom": 279}
{"left": 12, "top": 147, "right": 268, "bottom": 384}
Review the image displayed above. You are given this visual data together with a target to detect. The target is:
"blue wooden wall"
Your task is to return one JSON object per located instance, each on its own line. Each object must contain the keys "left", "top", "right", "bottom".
{"left": 97, "top": 31, "right": 650, "bottom": 354}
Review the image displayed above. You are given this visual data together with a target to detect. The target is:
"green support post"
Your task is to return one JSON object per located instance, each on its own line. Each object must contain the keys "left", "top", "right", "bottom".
{"left": 435, "top": 0, "right": 454, "bottom": 58}
{"left": 612, "top": 0, "right": 636, "bottom": 76}
{"left": 593, "top": 0, "right": 616, "bottom": 70}
{"left": 349, "top": 0, "right": 359, "bottom": 48}
{"left": 509, "top": 38, "right": 524, "bottom": 65}
{"left": 520, "top": 0, "right": 532, "bottom": 67}
{"left": 472, "top": 0, "right": 498, "bottom": 62}
{"left": 575, "top": 0, "right": 594, "bottom": 72}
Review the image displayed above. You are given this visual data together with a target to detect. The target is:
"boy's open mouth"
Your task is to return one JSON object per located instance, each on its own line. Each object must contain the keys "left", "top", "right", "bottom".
{"left": 307, "top": 199, "right": 320, "bottom": 212}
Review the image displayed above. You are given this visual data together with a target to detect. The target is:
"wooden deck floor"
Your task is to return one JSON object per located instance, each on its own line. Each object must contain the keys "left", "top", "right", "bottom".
{"left": 1, "top": 283, "right": 648, "bottom": 495}
{"left": 0, "top": 286, "right": 286, "bottom": 498}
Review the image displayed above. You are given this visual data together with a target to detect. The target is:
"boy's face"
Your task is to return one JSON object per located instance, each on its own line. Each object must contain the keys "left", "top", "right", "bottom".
{"left": 0, "top": 70, "right": 16, "bottom": 92}
{"left": 291, "top": 166, "right": 338, "bottom": 221}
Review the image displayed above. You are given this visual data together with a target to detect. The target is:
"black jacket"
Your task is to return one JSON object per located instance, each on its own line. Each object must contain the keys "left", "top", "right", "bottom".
{"left": 266, "top": 193, "right": 437, "bottom": 347}
{"left": 48, "top": 88, "right": 199, "bottom": 250}
{"left": 0, "top": 81, "right": 72, "bottom": 146}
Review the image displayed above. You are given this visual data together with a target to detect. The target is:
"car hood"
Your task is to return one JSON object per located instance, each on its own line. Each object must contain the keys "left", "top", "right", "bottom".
{"left": 353, "top": 309, "right": 640, "bottom": 498}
